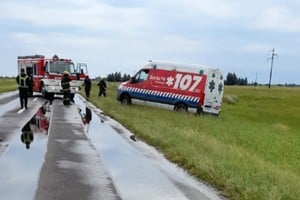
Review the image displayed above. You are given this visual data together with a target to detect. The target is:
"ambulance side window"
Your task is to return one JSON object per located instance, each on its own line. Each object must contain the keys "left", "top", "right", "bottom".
{"left": 134, "top": 69, "right": 149, "bottom": 83}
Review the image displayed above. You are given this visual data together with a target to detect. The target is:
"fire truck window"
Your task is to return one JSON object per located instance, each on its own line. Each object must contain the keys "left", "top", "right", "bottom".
{"left": 49, "top": 61, "right": 75, "bottom": 74}
{"left": 44, "top": 62, "right": 48, "bottom": 73}
{"left": 33, "top": 64, "right": 37, "bottom": 75}
{"left": 26, "top": 67, "right": 33, "bottom": 76}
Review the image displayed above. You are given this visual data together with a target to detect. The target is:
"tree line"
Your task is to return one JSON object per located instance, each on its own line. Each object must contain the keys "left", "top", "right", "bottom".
{"left": 106, "top": 72, "right": 131, "bottom": 82}
{"left": 225, "top": 72, "right": 248, "bottom": 85}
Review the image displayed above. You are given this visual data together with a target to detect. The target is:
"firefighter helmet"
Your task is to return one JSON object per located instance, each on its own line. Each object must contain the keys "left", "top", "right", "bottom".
{"left": 63, "top": 71, "right": 69, "bottom": 75}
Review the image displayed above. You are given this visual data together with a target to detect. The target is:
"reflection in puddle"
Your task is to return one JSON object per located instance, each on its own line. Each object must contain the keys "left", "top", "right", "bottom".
{"left": 79, "top": 106, "right": 92, "bottom": 133}
{"left": 0, "top": 105, "right": 50, "bottom": 200}
{"left": 21, "top": 106, "right": 49, "bottom": 149}
{"left": 21, "top": 122, "right": 34, "bottom": 149}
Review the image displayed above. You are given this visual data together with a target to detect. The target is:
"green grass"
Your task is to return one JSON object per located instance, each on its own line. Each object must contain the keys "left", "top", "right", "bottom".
{"left": 84, "top": 83, "right": 300, "bottom": 200}
{"left": 2, "top": 78, "right": 299, "bottom": 199}
{"left": 0, "top": 77, "right": 18, "bottom": 93}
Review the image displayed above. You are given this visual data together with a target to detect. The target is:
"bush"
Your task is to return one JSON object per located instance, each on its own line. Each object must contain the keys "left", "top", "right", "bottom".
{"left": 223, "top": 95, "right": 239, "bottom": 104}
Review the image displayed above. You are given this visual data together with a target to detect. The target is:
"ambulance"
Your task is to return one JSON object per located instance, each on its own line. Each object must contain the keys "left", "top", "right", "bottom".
{"left": 117, "top": 61, "right": 224, "bottom": 115}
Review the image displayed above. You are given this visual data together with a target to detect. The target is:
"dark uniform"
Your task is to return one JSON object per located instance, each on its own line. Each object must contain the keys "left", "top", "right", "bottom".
{"left": 84, "top": 107, "right": 92, "bottom": 124}
{"left": 83, "top": 75, "right": 92, "bottom": 99}
{"left": 21, "top": 122, "right": 34, "bottom": 149}
{"left": 97, "top": 78, "right": 107, "bottom": 97}
{"left": 61, "top": 71, "right": 71, "bottom": 105}
{"left": 16, "top": 69, "right": 30, "bottom": 109}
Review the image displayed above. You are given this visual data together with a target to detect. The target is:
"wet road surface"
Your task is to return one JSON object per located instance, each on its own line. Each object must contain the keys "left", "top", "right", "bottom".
{"left": 0, "top": 92, "right": 50, "bottom": 200}
{"left": 35, "top": 98, "right": 120, "bottom": 200}
{"left": 0, "top": 92, "right": 224, "bottom": 200}
{"left": 76, "top": 95, "right": 223, "bottom": 200}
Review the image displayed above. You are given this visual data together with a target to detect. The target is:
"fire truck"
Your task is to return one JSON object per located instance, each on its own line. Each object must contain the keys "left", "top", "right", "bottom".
{"left": 17, "top": 55, "right": 88, "bottom": 99}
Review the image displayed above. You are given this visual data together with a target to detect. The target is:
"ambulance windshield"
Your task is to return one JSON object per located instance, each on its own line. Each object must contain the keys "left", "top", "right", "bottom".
{"left": 49, "top": 61, "right": 75, "bottom": 74}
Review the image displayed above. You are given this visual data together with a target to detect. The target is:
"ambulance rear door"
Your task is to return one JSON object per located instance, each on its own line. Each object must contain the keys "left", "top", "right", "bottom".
{"left": 203, "top": 69, "right": 224, "bottom": 115}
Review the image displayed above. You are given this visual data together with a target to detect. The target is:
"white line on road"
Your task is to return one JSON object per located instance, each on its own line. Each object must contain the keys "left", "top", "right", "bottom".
{"left": 17, "top": 108, "right": 25, "bottom": 114}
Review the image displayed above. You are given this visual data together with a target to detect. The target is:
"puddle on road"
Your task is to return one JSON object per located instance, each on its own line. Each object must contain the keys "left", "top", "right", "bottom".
{"left": 0, "top": 106, "right": 50, "bottom": 200}
{"left": 0, "top": 90, "right": 18, "bottom": 99}
{"left": 0, "top": 98, "right": 19, "bottom": 117}
{"left": 75, "top": 96, "right": 221, "bottom": 200}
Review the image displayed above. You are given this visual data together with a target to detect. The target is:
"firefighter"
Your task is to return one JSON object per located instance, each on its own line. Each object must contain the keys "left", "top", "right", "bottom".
{"left": 16, "top": 68, "right": 30, "bottom": 109}
{"left": 61, "top": 71, "right": 71, "bottom": 105}
{"left": 20, "top": 122, "right": 34, "bottom": 149}
{"left": 97, "top": 77, "right": 107, "bottom": 97}
{"left": 83, "top": 75, "right": 92, "bottom": 100}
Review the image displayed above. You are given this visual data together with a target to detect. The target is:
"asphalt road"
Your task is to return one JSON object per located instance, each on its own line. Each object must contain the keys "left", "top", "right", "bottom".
{"left": 0, "top": 92, "right": 224, "bottom": 200}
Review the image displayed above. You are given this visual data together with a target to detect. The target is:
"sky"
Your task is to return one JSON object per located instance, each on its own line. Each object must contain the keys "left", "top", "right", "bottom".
{"left": 0, "top": 0, "right": 299, "bottom": 84}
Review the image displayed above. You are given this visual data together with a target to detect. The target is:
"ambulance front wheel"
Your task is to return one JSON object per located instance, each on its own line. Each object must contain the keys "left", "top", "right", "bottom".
{"left": 120, "top": 94, "right": 131, "bottom": 105}
{"left": 174, "top": 103, "right": 187, "bottom": 112}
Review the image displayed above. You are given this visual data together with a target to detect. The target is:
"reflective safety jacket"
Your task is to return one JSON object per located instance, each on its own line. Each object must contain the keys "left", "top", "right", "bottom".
{"left": 16, "top": 74, "right": 29, "bottom": 88}
{"left": 21, "top": 131, "right": 34, "bottom": 144}
{"left": 61, "top": 75, "right": 71, "bottom": 92}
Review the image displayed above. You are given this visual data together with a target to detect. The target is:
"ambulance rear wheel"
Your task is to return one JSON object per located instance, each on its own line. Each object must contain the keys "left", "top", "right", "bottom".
{"left": 175, "top": 103, "right": 187, "bottom": 112}
{"left": 120, "top": 94, "right": 131, "bottom": 105}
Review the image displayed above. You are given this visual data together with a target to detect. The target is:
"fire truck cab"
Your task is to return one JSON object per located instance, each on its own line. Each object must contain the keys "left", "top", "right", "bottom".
{"left": 17, "top": 55, "right": 88, "bottom": 99}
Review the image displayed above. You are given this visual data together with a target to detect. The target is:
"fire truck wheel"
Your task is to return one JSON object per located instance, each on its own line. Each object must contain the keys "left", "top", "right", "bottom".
{"left": 175, "top": 103, "right": 187, "bottom": 112}
{"left": 120, "top": 94, "right": 131, "bottom": 105}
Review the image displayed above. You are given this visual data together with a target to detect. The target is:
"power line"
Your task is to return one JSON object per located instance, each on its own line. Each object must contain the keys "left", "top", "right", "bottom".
{"left": 267, "top": 48, "right": 278, "bottom": 88}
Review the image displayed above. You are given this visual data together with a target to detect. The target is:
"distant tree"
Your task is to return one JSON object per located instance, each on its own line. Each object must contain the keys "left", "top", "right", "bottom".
{"left": 107, "top": 73, "right": 114, "bottom": 81}
{"left": 106, "top": 72, "right": 131, "bottom": 82}
{"left": 121, "top": 73, "right": 131, "bottom": 82}
{"left": 113, "top": 72, "right": 121, "bottom": 82}
{"left": 226, "top": 72, "right": 248, "bottom": 85}
{"left": 237, "top": 77, "right": 248, "bottom": 85}
{"left": 225, "top": 72, "right": 237, "bottom": 85}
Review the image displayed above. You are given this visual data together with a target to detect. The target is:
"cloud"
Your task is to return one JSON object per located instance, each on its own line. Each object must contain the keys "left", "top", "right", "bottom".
{"left": 157, "top": 0, "right": 236, "bottom": 20}
{"left": 242, "top": 44, "right": 273, "bottom": 54}
{"left": 0, "top": 0, "right": 153, "bottom": 35}
{"left": 252, "top": 6, "right": 300, "bottom": 33}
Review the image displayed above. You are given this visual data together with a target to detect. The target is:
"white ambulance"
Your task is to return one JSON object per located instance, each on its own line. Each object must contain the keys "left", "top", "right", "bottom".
{"left": 117, "top": 61, "right": 224, "bottom": 115}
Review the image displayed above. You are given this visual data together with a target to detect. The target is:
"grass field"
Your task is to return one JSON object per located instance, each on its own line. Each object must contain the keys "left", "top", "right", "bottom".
{"left": 86, "top": 83, "right": 300, "bottom": 200}
{"left": 0, "top": 78, "right": 18, "bottom": 93}
{"left": 1, "top": 78, "right": 299, "bottom": 199}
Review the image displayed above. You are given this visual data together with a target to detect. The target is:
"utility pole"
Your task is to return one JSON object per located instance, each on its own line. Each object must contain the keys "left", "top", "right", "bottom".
{"left": 267, "top": 48, "right": 278, "bottom": 88}
{"left": 254, "top": 72, "right": 257, "bottom": 90}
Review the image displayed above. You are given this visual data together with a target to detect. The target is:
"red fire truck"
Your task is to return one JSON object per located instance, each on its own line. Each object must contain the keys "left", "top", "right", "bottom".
{"left": 17, "top": 55, "right": 88, "bottom": 99}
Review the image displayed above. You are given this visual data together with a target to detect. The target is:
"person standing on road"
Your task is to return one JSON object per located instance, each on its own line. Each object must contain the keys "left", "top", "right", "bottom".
{"left": 61, "top": 71, "right": 71, "bottom": 105}
{"left": 16, "top": 68, "right": 30, "bottom": 109}
{"left": 83, "top": 75, "right": 92, "bottom": 100}
{"left": 97, "top": 77, "right": 107, "bottom": 97}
